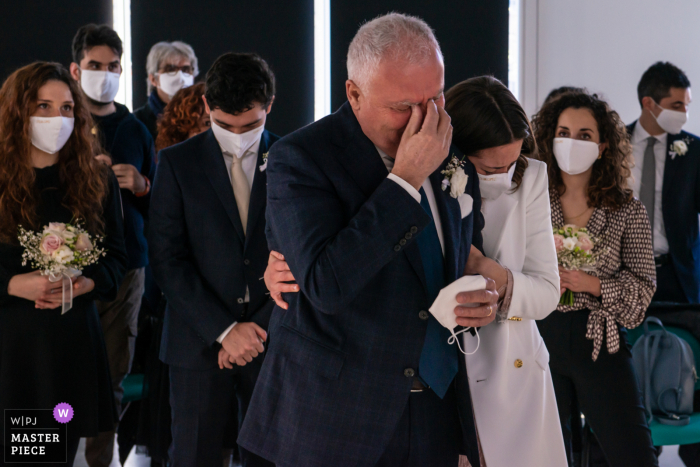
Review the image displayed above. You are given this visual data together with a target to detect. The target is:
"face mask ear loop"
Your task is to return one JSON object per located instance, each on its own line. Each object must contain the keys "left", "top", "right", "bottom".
{"left": 448, "top": 327, "right": 480, "bottom": 355}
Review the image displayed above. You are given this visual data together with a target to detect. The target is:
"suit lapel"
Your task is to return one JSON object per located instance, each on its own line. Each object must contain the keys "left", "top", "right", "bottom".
{"left": 244, "top": 131, "right": 271, "bottom": 250}
{"left": 201, "top": 130, "right": 246, "bottom": 244}
{"left": 429, "top": 169, "right": 462, "bottom": 282}
{"left": 662, "top": 132, "right": 682, "bottom": 227}
{"left": 485, "top": 192, "right": 518, "bottom": 259}
{"left": 333, "top": 103, "right": 391, "bottom": 198}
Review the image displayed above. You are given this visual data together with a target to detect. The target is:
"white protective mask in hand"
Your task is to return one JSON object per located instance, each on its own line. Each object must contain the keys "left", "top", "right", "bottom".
{"left": 652, "top": 101, "right": 688, "bottom": 135}
{"left": 158, "top": 71, "right": 194, "bottom": 98}
{"left": 477, "top": 162, "right": 516, "bottom": 200}
{"left": 29, "top": 116, "right": 74, "bottom": 154}
{"left": 429, "top": 274, "right": 487, "bottom": 355}
{"left": 553, "top": 138, "right": 600, "bottom": 175}
{"left": 211, "top": 120, "right": 265, "bottom": 158}
{"left": 80, "top": 69, "right": 120, "bottom": 103}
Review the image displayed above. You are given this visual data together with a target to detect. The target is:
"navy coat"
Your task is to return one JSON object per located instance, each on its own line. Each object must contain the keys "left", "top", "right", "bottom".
{"left": 239, "top": 102, "right": 484, "bottom": 466}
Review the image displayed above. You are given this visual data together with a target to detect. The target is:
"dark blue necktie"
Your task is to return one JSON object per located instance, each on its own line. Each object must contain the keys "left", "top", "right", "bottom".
{"left": 416, "top": 187, "right": 458, "bottom": 398}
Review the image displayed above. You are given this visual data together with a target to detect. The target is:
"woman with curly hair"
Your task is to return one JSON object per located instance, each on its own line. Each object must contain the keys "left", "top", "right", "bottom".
{"left": 155, "top": 82, "right": 209, "bottom": 153}
{"left": 533, "top": 91, "right": 658, "bottom": 466}
{"left": 0, "top": 62, "right": 127, "bottom": 466}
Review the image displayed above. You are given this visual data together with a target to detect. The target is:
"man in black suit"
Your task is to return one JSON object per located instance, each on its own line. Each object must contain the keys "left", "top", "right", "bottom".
{"left": 238, "top": 13, "right": 498, "bottom": 467}
{"left": 149, "top": 53, "right": 278, "bottom": 467}
{"left": 627, "top": 61, "right": 700, "bottom": 466}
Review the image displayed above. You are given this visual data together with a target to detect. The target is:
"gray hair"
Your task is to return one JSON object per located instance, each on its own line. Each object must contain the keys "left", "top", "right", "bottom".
{"left": 347, "top": 12, "right": 443, "bottom": 89}
{"left": 146, "top": 41, "right": 199, "bottom": 93}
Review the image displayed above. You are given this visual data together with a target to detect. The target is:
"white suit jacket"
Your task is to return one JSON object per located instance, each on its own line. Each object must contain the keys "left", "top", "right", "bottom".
{"left": 464, "top": 159, "right": 567, "bottom": 466}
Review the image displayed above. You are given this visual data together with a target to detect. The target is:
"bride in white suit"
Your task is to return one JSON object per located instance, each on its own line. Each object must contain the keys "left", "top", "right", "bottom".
{"left": 445, "top": 77, "right": 567, "bottom": 467}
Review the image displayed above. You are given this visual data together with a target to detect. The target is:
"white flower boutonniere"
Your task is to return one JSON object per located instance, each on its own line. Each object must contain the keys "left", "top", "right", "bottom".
{"left": 669, "top": 137, "right": 693, "bottom": 159}
{"left": 441, "top": 154, "right": 468, "bottom": 198}
{"left": 259, "top": 152, "right": 269, "bottom": 172}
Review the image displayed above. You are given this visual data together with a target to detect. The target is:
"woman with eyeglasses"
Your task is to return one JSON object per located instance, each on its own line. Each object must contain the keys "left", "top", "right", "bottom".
{"left": 134, "top": 41, "right": 199, "bottom": 140}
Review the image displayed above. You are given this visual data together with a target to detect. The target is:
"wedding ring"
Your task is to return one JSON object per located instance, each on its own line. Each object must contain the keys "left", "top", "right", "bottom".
{"left": 487, "top": 305, "right": 493, "bottom": 317}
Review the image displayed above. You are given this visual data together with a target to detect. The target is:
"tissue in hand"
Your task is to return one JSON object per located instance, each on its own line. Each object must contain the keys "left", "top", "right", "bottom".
{"left": 428, "top": 274, "right": 487, "bottom": 355}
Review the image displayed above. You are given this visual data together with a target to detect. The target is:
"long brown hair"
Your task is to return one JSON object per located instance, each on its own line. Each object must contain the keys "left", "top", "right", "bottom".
{"left": 156, "top": 82, "right": 206, "bottom": 152}
{"left": 532, "top": 91, "right": 633, "bottom": 210}
{"left": 0, "top": 62, "right": 109, "bottom": 243}
{"left": 445, "top": 76, "right": 535, "bottom": 192}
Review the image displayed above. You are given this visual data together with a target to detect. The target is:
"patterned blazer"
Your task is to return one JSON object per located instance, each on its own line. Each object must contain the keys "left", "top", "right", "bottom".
{"left": 551, "top": 190, "right": 657, "bottom": 360}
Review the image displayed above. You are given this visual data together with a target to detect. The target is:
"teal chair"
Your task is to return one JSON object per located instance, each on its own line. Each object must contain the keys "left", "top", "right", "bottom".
{"left": 121, "top": 373, "right": 145, "bottom": 406}
{"left": 627, "top": 322, "right": 700, "bottom": 446}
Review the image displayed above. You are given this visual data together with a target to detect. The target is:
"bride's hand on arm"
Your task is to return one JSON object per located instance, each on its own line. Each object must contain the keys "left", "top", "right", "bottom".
{"left": 559, "top": 267, "right": 601, "bottom": 297}
{"left": 264, "top": 251, "right": 299, "bottom": 310}
{"left": 464, "top": 245, "right": 508, "bottom": 293}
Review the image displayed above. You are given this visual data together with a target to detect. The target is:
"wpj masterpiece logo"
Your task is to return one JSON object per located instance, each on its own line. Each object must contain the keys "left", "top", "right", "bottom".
{"left": 4, "top": 403, "right": 73, "bottom": 463}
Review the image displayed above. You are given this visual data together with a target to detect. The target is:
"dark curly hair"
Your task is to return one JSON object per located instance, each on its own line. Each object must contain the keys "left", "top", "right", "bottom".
{"left": 445, "top": 76, "right": 534, "bottom": 192}
{"left": 205, "top": 52, "right": 275, "bottom": 115}
{"left": 0, "top": 62, "right": 109, "bottom": 243}
{"left": 156, "top": 82, "right": 207, "bottom": 152}
{"left": 532, "top": 91, "right": 632, "bottom": 210}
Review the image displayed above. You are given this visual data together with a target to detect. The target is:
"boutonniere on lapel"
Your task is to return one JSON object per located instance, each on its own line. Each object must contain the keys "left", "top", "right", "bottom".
{"left": 441, "top": 154, "right": 468, "bottom": 198}
{"left": 669, "top": 137, "right": 693, "bottom": 159}
{"left": 259, "top": 152, "right": 269, "bottom": 172}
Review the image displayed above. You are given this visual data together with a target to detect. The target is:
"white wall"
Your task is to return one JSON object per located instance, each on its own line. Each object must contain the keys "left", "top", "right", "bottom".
{"left": 518, "top": 0, "right": 700, "bottom": 135}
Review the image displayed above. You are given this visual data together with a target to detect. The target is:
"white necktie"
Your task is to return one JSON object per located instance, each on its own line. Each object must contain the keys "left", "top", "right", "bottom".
{"left": 230, "top": 153, "right": 250, "bottom": 235}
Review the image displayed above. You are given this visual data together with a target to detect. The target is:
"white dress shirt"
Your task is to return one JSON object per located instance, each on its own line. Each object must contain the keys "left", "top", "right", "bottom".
{"left": 629, "top": 121, "right": 669, "bottom": 255}
{"left": 215, "top": 134, "right": 263, "bottom": 343}
{"left": 376, "top": 146, "right": 445, "bottom": 255}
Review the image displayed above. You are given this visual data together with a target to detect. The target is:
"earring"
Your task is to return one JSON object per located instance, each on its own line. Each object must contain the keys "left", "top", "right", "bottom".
{"left": 597, "top": 154, "right": 602, "bottom": 160}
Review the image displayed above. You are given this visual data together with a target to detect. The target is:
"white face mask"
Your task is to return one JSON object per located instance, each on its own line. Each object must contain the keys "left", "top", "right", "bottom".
{"left": 158, "top": 71, "right": 194, "bottom": 98}
{"left": 80, "top": 69, "right": 120, "bottom": 103}
{"left": 29, "top": 116, "right": 75, "bottom": 154}
{"left": 428, "top": 275, "right": 486, "bottom": 355}
{"left": 553, "top": 138, "right": 599, "bottom": 175}
{"left": 211, "top": 119, "right": 265, "bottom": 158}
{"left": 652, "top": 100, "right": 688, "bottom": 135}
{"left": 477, "top": 162, "right": 517, "bottom": 200}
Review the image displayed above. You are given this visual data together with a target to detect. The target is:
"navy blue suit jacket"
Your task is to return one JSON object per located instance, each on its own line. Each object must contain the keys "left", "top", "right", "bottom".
{"left": 149, "top": 129, "right": 279, "bottom": 369}
{"left": 628, "top": 121, "right": 700, "bottom": 303}
{"left": 239, "top": 102, "right": 484, "bottom": 466}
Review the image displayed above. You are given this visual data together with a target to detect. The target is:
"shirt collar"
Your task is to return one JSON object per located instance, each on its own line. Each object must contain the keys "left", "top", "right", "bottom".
{"left": 219, "top": 136, "right": 262, "bottom": 160}
{"left": 375, "top": 145, "right": 394, "bottom": 172}
{"left": 633, "top": 119, "right": 667, "bottom": 145}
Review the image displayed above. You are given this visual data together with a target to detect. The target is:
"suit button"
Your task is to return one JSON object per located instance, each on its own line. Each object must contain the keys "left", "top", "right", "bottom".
{"left": 244, "top": 259, "right": 250, "bottom": 265}
{"left": 404, "top": 368, "right": 415, "bottom": 378}
{"left": 419, "top": 310, "right": 429, "bottom": 320}
{"left": 399, "top": 239, "right": 407, "bottom": 246}
{"left": 405, "top": 232, "right": 413, "bottom": 240}
{"left": 514, "top": 359, "right": 523, "bottom": 368}
{"left": 237, "top": 298, "right": 244, "bottom": 304}
{"left": 394, "top": 245, "right": 401, "bottom": 252}
{"left": 410, "top": 226, "right": 418, "bottom": 234}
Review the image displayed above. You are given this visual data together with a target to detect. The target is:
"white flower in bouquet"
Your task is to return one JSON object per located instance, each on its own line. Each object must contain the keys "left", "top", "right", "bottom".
{"left": 52, "top": 245, "right": 74, "bottom": 264}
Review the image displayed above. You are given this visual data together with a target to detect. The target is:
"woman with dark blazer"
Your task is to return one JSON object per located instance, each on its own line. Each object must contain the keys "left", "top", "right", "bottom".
{"left": 533, "top": 90, "right": 658, "bottom": 466}
{"left": 0, "top": 62, "right": 127, "bottom": 466}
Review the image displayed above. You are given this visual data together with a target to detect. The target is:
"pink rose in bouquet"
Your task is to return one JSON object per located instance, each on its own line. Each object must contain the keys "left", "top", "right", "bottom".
{"left": 75, "top": 233, "right": 93, "bottom": 252}
{"left": 40, "top": 233, "right": 64, "bottom": 255}
{"left": 553, "top": 234, "right": 565, "bottom": 252}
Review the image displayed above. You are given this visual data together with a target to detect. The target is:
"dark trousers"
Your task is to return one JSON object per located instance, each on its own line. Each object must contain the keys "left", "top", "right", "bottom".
{"left": 537, "top": 310, "right": 658, "bottom": 467}
{"left": 376, "top": 385, "right": 461, "bottom": 467}
{"left": 169, "top": 363, "right": 273, "bottom": 467}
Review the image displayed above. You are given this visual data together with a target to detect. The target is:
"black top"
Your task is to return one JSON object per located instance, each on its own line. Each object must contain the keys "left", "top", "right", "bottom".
{"left": 93, "top": 102, "right": 156, "bottom": 270}
{"left": 0, "top": 164, "right": 128, "bottom": 438}
{"left": 134, "top": 90, "right": 166, "bottom": 141}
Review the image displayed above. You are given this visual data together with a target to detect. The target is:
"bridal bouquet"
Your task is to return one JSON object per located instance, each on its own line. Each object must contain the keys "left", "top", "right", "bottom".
{"left": 553, "top": 225, "right": 601, "bottom": 306}
{"left": 18, "top": 221, "right": 105, "bottom": 313}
